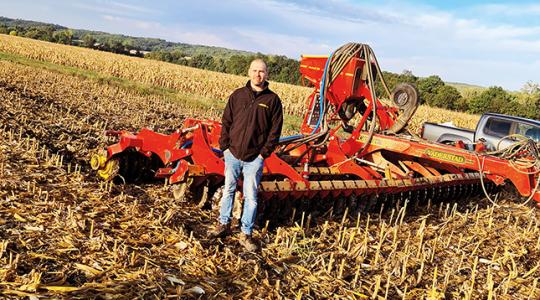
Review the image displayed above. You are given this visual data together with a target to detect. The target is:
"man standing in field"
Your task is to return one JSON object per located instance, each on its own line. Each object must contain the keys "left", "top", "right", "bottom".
{"left": 209, "top": 59, "right": 283, "bottom": 251}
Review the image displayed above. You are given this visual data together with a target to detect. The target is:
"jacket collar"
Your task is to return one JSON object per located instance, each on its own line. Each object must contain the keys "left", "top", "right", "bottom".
{"left": 245, "top": 80, "right": 270, "bottom": 94}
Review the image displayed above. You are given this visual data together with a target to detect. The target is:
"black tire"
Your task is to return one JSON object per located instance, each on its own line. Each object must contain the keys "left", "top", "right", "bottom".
{"left": 386, "top": 83, "right": 420, "bottom": 134}
{"left": 391, "top": 83, "right": 419, "bottom": 109}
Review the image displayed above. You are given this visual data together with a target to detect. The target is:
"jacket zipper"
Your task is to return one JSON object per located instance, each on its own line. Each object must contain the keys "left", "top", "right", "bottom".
{"left": 238, "top": 89, "right": 256, "bottom": 159}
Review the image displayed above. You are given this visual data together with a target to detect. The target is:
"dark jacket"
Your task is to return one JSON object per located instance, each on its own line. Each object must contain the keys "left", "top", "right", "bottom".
{"left": 219, "top": 81, "right": 283, "bottom": 161}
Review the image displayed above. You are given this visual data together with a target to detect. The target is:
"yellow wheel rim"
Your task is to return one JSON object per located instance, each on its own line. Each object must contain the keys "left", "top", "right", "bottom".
{"left": 90, "top": 154, "right": 105, "bottom": 170}
{"left": 97, "top": 159, "right": 119, "bottom": 181}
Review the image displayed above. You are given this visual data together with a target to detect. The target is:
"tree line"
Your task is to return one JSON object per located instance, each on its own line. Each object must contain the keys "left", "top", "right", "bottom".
{"left": 145, "top": 51, "right": 302, "bottom": 85}
{"left": 0, "top": 17, "right": 253, "bottom": 58}
{"left": 0, "top": 23, "right": 148, "bottom": 56}
{"left": 375, "top": 71, "right": 540, "bottom": 120}
{"left": 1, "top": 23, "right": 73, "bottom": 45}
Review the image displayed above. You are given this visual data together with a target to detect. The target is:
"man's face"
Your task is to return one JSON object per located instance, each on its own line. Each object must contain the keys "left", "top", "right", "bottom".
{"left": 249, "top": 61, "right": 268, "bottom": 87}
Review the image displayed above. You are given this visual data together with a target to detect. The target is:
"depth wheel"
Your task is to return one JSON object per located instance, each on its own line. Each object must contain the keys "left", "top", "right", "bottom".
{"left": 97, "top": 158, "right": 119, "bottom": 181}
{"left": 386, "top": 83, "right": 420, "bottom": 134}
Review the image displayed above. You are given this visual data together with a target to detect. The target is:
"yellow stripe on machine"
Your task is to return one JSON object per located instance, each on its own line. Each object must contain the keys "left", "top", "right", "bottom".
{"left": 300, "top": 64, "right": 321, "bottom": 71}
{"left": 357, "top": 134, "right": 410, "bottom": 151}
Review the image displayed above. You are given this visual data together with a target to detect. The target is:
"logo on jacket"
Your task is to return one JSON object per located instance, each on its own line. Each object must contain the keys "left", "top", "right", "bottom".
{"left": 258, "top": 103, "right": 268, "bottom": 109}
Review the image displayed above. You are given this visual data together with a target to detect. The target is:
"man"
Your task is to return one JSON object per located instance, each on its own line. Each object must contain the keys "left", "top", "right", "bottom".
{"left": 210, "top": 59, "right": 283, "bottom": 251}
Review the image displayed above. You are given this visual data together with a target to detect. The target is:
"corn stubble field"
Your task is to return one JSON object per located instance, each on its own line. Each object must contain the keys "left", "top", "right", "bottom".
{"left": 0, "top": 35, "right": 538, "bottom": 299}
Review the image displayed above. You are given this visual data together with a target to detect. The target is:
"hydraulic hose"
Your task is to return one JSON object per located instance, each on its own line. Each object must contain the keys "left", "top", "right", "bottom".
{"left": 279, "top": 50, "right": 336, "bottom": 144}
{"left": 279, "top": 43, "right": 394, "bottom": 157}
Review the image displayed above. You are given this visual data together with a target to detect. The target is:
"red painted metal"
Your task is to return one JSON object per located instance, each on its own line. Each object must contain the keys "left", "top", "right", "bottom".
{"left": 351, "top": 132, "right": 538, "bottom": 200}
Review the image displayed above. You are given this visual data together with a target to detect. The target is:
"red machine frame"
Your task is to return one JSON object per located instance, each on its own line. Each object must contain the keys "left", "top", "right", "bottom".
{"left": 91, "top": 46, "right": 540, "bottom": 207}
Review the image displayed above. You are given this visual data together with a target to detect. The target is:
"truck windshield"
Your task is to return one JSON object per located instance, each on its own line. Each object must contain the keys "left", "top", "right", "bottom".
{"left": 516, "top": 123, "right": 540, "bottom": 142}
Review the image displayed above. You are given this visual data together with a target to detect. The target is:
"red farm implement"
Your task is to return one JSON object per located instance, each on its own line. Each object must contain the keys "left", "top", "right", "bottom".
{"left": 90, "top": 43, "right": 540, "bottom": 214}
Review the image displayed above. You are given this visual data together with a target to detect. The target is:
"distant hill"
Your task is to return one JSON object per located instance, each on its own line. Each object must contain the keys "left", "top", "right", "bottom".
{"left": 0, "top": 16, "right": 254, "bottom": 58}
{"left": 0, "top": 16, "right": 66, "bottom": 30}
{"left": 70, "top": 29, "right": 254, "bottom": 58}
{"left": 446, "top": 81, "right": 486, "bottom": 96}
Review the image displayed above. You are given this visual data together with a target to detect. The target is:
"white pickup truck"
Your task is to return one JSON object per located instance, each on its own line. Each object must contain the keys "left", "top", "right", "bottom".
{"left": 421, "top": 113, "right": 540, "bottom": 151}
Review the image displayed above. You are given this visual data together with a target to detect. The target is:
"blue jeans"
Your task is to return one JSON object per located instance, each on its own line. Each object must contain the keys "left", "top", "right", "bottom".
{"left": 219, "top": 149, "right": 264, "bottom": 235}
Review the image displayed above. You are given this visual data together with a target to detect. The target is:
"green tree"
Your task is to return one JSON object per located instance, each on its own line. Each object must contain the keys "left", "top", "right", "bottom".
{"left": 9, "top": 30, "right": 17, "bottom": 36}
{"left": 24, "top": 28, "right": 40, "bottom": 39}
{"left": 189, "top": 54, "right": 215, "bottom": 70}
{"left": 53, "top": 29, "right": 73, "bottom": 44}
{"left": 268, "top": 55, "right": 301, "bottom": 84}
{"left": 82, "top": 34, "right": 96, "bottom": 48}
{"left": 107, "top": 39, "right": 125, "bottom": 53}
{"left": 454, "top": 95, "right": 470, "bottom": 111}
{"left": 510, "top": 82, "right": 538, "bottom": 119}
{"left": 375, "top": 70, "right": 418, "bottom": 99}
{"left": 430, "top": 85, "right": 462, "bottom": 110}
{"left": 169, "top": 50, "right": 185, "bottom": 64}
{"left": 213, "top": 58, "right": 226, "bottom": 72}
{"left": 42, "top": 26, "right": 55, "bottom": 41}
{"left": 23, "top": 26, "right": 54, "bottom": 41}
{"left": 122, "top": 39, "right": 136, "bottom": 52}
{"left": 417, "top": 75, "right": 445, "bottom": 106}
{"left": 399, "top": 69, "right": 418, "bottom": 83}
{"left": 513, "top": 97, "right": 537, "bottom": 119}
{"left": 146, "top": 50, "right": 173, "bottom": 63}
{"left": 468, "top": 86, "right": 517, "bottom": 115}
{"left": 226, "top": 55, "right": 250, "bottom": 75}
{"left": 534, "top": 94, "right": 540, "bottom": 120}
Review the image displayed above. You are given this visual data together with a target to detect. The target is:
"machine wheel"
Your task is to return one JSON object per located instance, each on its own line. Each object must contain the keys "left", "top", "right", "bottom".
{"left": 97, "top": 158, "right": 120, "bottom": 181}
{"left": 386, "top": 83, "right": 420, "bottom": 134}
{"left": 392, "top": 83, "right": 418, "bottom": 108}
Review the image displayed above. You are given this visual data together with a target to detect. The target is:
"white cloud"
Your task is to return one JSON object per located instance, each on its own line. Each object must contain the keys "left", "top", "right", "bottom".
{"left": 235, "top": 29, "right": 331, "bottom": 57}
{"left": 454, "top": 21, "right": 540, "bottom": 41}
{"left": 73, "top": 1, "right": 157, "bottom": 18}
{"left": 384, "top": 55, "right": 537, "bottom": 89}
{"left": 479, "top": 3, "right": 540, "bottom": 16}
{"left": 101, "top": 14, "right": 162, "bottom": 31}
{"left": 168, "top": 30, "right": 236, "bottom": 49}
{"left": 97, "top": 14, "right": 234, "bottom": 47}
{"left": 109, "top": 1, "right": 157, "bottom": 14}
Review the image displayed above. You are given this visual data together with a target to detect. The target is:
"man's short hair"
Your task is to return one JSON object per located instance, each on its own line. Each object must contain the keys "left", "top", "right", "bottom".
{"left": 250, "top": 58, "right": 268, "bottom": 72}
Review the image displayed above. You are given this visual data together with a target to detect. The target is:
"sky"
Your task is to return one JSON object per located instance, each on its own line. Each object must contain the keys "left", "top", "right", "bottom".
{"left": 1, "top": 0, "right": 539, "bottom": 90}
